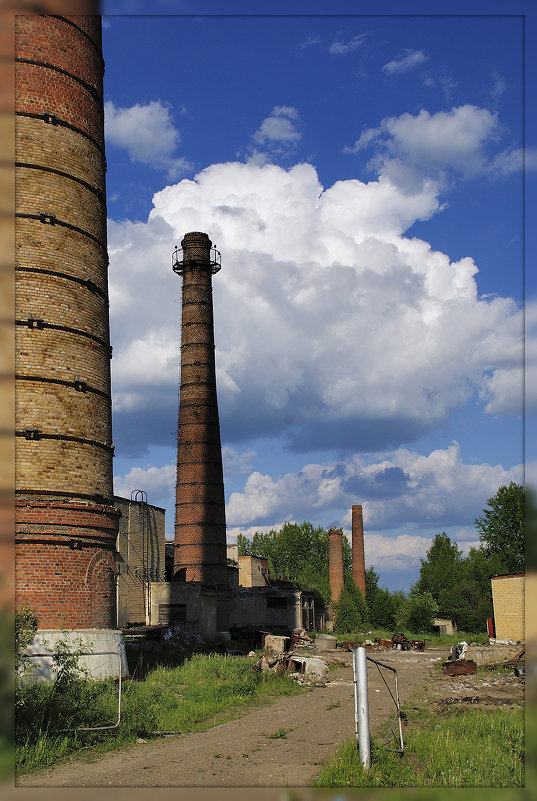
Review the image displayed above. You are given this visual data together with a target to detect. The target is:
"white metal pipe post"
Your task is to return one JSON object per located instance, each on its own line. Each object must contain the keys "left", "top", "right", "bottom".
{"left": 353, "top": 646, "right": 371, "bottom": 769}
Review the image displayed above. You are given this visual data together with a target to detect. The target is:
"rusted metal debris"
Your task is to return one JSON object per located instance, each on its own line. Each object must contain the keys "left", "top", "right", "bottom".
{"left": 291, "top": 628, "right": 314, "bottom": 648}
{"left": 377, "top": 638, "right": 393, "bottom": 648}
{"left": 441, "top": 659, "right": 477, "bottom": 676}
{"left": 441, "top": 696, "right": 480, "bottom": 705}
{"left": 374, "top": 634, "right": 425, "bottom": 651}
{"left": 337, "top": 640, "right": 368, "bottom": 651}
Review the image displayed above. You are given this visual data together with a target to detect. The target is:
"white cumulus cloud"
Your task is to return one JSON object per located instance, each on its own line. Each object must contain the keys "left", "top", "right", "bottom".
{"left": 108, "top": 157, "right": 524, "bottom": 452}
{"left": 346, "top": 105, "right": 502, "bottom": 191}
{"left": 253, "top": 106, "right": 301, "bottom": 146}
{"left": 104, "top": 99, "right": 191, "bottom": 178}
{"left": 114, "top": 463, "right": 176, "bottom": 502}
{"left": 225, "top": 442, "right": 522, "bottom": 531}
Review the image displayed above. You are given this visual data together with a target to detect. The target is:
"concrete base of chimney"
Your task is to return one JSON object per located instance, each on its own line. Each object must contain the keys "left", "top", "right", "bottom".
{"left": 23, "top": 629, "right": 128, "bottom": 681}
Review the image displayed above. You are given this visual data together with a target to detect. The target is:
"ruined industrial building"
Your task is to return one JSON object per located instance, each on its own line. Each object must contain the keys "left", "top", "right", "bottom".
{"left": 14, "top": 12, "right": 370, "bottom": 671}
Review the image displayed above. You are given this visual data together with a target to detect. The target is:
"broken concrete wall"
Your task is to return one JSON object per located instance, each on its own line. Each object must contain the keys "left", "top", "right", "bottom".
{"left": 149, "top": 581, "right": 217, "bottom": 640}
{"left": 115, "top": 496, "right": 166, "bottom": 627}
{"left": 229, "top": 587, "right": 301, "bottom": 630}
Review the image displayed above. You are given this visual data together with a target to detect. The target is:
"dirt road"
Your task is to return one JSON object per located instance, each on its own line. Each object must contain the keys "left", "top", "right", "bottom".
{"left": 18, "top": 647, "right": 449, "bottom": 788}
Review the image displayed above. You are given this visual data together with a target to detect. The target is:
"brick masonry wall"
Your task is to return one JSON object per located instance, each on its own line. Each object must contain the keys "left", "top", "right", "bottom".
{"left": 15, "top": 499, "right": 119, "bottom": 628}
{"left": 15, "top": 14, "right": 117, "bottom": 629}
{"left": 491, "top": 575, "right": 525, "bottom": 641}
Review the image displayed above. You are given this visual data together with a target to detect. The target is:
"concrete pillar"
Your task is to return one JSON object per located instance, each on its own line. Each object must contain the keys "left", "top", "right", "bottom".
{"left": 328, "top": 528, "right": 344, "bottom": 606}
{"left": 352, "top": 504, "right": 367, "bottom": 600}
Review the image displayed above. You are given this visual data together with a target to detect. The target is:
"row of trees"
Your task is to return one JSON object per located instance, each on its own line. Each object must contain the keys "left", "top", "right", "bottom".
{"left": 237, "top": 482, "right": 525, "bottom": 634}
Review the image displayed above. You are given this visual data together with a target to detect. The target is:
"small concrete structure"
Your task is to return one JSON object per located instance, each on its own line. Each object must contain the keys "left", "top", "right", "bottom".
{"left": 23, "top": 629, "right": 128, "bottom": 680}
{"left": 465, "top": 642, "right": 525, "bottom": 666}
{"left": 292, "top": 656, "right": 329, "bottom": 683}
{"left": 264, "top": 634, "right": 291, "bottom": 654}
{"left": 149, "top": 582, "right": 217, "bottom": 640}
{"left": 238, "top": 555, "right": 270, "bottom": 587}
{"left": 432, "top": 618, "right": 457, "bottom": 636}
{"left": 115, "top": 495, "right": 166, "bottom": 627}
{"left": 315, "top": 633, "right": 337, "bottom": 651}
{"left": 229, "top": 587, "right": 302, "bottom": 630}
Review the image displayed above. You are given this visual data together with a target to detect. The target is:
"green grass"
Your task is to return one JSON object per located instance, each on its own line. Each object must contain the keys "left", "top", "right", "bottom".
{"left": 315, "top": 628, "right": 490, "bottom": 647}
{"left": 265, "top": 727, "right": 292, "bottom": 739}
{"left": 16, "top": 652, "right": 305, "bottom": 774}
{"left": 313, "top": 700, "right": 524, "bottom": 787}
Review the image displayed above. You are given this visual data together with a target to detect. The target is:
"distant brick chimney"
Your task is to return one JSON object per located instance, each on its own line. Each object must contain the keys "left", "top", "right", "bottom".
{"left": 328, "top": 528, "right": 344, "bottom": 605}
{"left": 352, "top": 504, "right": 366, "bottom": 600}
{"left": 172, "top": 232, "right": 228, "bottom": 587}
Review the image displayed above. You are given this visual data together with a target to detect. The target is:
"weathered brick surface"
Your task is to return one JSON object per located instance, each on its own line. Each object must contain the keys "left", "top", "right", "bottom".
{"left": 15, "top": 14, "right": 117, "bottom": 629}
{"left": 328, "top": 528, "right": 344, "bottom": 605}
{"left": 16, "top": 116, "right": 105, "bottom": 191}
{"left": 15, "top": 500, "right": 119, "bottom": 628}
{"left": 16, "top": 15, "right": 104, "bottom": 93}
{"left": 16, "top": 217, "right": 107, "bottom": 291}
{"left": 491, "top": 574, "right": 525, "bottom": 641}
{"left": 174, "top": 233, "right": 228, "bottom": 587}
{"left": 352, "top": 504, "right": 366, "bottom": 600}
{"left": 16, "top": 271, "right": 109, "bottom": 341}
{"left": 16, "top": 381, "right": 110, "bottom": 440}
{"left": 16, "top": 168, "right": 106, "bottom": 240}
{"left": 16, "top": 328, "right": 110, "bottom": 391}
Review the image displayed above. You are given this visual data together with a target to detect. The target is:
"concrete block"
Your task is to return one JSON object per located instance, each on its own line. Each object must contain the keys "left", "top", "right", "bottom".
{"left": 264, "top": 634, "right": 291, "bottom": 654}
{"left": 292, "top": 656, "right": 329, "bottom": 683}
{"left": 315, "top": 633, "right": 337, "bottom": 651}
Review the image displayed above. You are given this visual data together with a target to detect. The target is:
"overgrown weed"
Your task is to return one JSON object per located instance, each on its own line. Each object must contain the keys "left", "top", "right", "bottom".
{"left": 313, "top": 700, "right": 524, "bottom": 787}
{"left": 16, "top": 652, "right": 304, "bottom": 774}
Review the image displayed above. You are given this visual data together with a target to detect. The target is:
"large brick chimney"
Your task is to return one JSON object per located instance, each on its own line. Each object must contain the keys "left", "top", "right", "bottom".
{"left": 328, "top": 528, "right": 344, "bottom": 606}
{"left": 352, "top": 504, "right": 367, "bottom": 600}
{"left": 15, "top": 13, "right": 120, "bottom": 631}
{"left": 172, "top": 232, "right": 228, "bottom": 587}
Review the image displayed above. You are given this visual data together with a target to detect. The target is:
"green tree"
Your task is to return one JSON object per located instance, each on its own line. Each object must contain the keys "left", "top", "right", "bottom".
{"left": 235, "top": 522, "right": 358, "bottom": 606}
{"left": 364, "top": 566, "right": 403, "bottom": 629}
{"left": 334, "top": 585, "right": 365, "bottom": 633}
{"left": 412, "top": 532, "right": 464, "bottom": 619}
{"left": 237, "top": 522, "right": 332, "bottom": 603}
{"left": 236, "top": 533, "right": 250, "bottom": 556}
{"left": 404, "top": 592, "right": 438, "bottom": 633}
{"left": 475, "top": 482, "right": 525, "bottom": 574}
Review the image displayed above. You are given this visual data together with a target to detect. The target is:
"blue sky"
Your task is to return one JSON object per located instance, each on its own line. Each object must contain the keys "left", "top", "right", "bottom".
{"left": 101, "top": 1, "right": 535, "bottom": 592}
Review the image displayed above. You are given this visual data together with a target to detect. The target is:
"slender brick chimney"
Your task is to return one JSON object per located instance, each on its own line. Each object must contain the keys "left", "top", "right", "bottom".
{"left": 172, "top": 232, "right": 228, "bottom": 587}
{"left": 328, "top": 528, "right": 344, "bottom": 606}
{"left": 352, "top": 504, "right": 366, "bottom": 600}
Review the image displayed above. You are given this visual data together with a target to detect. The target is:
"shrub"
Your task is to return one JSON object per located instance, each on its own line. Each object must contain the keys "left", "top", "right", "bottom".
{"left": 404, "top": 592, "right": 439, "bottom": 633}
{"left": 334, "top": 585, "right": 365, "bottom": 633}
{"left": 15, "top": 607, "right": 37, "bottom": 670}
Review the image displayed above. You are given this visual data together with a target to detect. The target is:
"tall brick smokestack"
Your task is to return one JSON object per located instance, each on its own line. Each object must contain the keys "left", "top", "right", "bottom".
{"left": 352, "top": 504, "right": 366, "bottom": 600}
{"left": 15, "top": 13, "right": 120, "bottom": 629}
{"left": 173, "top": 232, "right": 228, "bottom": 587}
{"left": 328, "top": 528, "right": 344, "bottom": 607}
